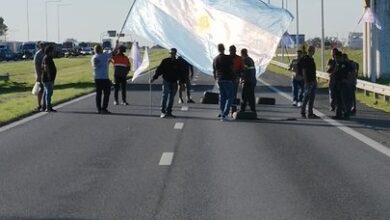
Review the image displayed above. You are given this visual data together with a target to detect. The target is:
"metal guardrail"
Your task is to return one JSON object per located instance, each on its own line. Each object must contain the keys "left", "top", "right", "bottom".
{"left": 270, "top": 60, "right": 390, "bottom": 102}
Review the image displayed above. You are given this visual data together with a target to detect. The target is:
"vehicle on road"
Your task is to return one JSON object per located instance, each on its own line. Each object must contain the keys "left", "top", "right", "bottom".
{"left": 0, "top": 48, "right": 20, "bottom": 61}
{"left": 80, "top": 47, "right": 94, "bottom": 56}
{"left": 20, "top": 41, "right": 38, "bottom": 60}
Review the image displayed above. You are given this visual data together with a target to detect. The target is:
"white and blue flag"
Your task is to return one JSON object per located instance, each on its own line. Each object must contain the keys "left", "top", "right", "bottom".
{"left": 127, "top": 0, "right": 293, "bottom": 77}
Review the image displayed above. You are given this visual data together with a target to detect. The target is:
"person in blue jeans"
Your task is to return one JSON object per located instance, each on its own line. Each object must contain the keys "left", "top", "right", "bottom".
{"left": 298, "top": 46, "right": 319, "bottom": 119}
{"left": 213, "top": 43, "right": 234, "bottom": 121}
{"left": 41, "top": 45, "right": 57, "bottom": 112}
{"left": 151, "top": 48, "right": 181, "bottom": 118}
{"left": 289, "top": 50, "right": 304, "bottom": 107}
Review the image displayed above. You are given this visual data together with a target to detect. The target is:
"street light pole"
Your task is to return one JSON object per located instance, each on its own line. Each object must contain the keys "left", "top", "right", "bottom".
{"left": 321, "top": 0, "right": 325, "bottom": 71}
{"left": 57, "top": 4, "right": 71, "bottom": 43}
{"left": 26, "top": 0, "right": 30, "bottom": 41}
{"left": 46, "top": 0, "right": 61, "bottom": 41}
{"left": 296, "top": 0, "right": 299, "bottom": 51}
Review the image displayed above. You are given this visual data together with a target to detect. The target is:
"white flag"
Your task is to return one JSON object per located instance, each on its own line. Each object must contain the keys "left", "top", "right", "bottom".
{"left": 130, "top": 42, "right": 142, "bottom": 71}
{"left": 359, "top": 7, "right": 382, "bottom": 30}
{"left": 132, "top": 47, "right": 150, "bottom": 82}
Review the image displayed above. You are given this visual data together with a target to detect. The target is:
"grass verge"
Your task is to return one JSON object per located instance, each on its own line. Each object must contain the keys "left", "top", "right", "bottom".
{"left": 0, "top": 48, "right": 168, "bottom": 126}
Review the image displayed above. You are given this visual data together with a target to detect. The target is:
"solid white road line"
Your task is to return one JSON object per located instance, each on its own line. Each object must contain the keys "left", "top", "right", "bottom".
{"left": 0, "top": 92, "right": 95, "bottom": 134}
{"left": 258, "top": 78, "right": 390, "bottom": 158}
{"left": 159, "top": 152, "right": 174, "bottom": 166}
{"left": 181, "top": 106, "right": 189, "bottom": 111}
{"left": 174, "top": 122, "right": 184, "bottom": 130}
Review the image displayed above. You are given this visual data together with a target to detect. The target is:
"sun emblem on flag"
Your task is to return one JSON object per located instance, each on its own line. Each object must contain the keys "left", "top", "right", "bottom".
{"left": 196, "top": 15, "right": 211, "bottom": 34}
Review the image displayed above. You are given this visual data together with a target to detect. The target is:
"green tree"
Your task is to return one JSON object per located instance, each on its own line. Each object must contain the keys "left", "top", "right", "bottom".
{"left": 0, "top": 17, "right": 8, "bottom": 37}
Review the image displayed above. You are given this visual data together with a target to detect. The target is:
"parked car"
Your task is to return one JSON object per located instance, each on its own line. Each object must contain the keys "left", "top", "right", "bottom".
{"left": 80, "top": 47, "right": 94, "bottom": 55}
{"left": 0, "top": 49, "right": 19, "bottom": 61}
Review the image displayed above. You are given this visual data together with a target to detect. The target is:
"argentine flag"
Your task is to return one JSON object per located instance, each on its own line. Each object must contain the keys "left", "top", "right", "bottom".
{"left": 127, "top": 0, "right": 293, "bottom": 77}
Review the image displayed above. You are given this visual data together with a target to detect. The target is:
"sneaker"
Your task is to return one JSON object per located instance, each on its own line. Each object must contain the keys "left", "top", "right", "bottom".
{"left": 292, "top": 101, "right": 297, "bottom": 106}
{"left": 45, "top": 108, "right": 57, "bottom": 112}
{"left": 178, "top": 98, "right": 184, "bottom": 104}
{"left": 330, "top": 107, "right": 335, "bottom": 112}
{"left": 297, "top": 102, "right": 302, "bottom": 107}
{"left": 113, "top": 101, "right": 119, "bottom": 105}
{"left": 308, "top": 114, "right": 320, "bottom": 119}
{"left": 221, "top": 115, "right": 233, "bottom": 121}
{"left": 187, "top": 99, "right": 195, "bottom": 103}
{"left": 217, "top": 113, "right": 222, "bottom": 118}
{"left": 166, "top": 112, "right": 176, "bottom": 118}
{"left": 34, "top": 106, "right": 42, "bottom": 112}
{"left": 160, "top": 113, "right": 167, "bottom": 118}
{"left": 100, "top": 109, "right": 111, "bottom": 114}
{"left": 122, "top": 102, "right": 129, "bottom": 106}
{"left": 331, "top": 115, "right": 343, "bottom": 120}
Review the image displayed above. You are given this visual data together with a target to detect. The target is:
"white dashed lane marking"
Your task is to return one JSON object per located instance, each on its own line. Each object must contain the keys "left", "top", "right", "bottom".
{"left": 174, "top": 122, "right": 184, "bottom": 130}
{"left": 159, "top": 152, "right": 174, "bottom": 166}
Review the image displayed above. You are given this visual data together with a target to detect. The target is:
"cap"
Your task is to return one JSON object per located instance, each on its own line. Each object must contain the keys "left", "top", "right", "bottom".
{"left": 169, "top": 48, "right": 177, "bottom": 54}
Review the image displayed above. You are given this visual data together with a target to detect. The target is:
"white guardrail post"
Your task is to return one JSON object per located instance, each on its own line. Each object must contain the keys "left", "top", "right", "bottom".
{"left": 270, "top": 60, "right": 390, "bottom": 103}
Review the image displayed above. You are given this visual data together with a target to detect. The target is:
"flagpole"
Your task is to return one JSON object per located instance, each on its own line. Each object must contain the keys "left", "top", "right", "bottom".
{"left": 149, "top": 68, "right": 152, "bottom": 115}
{"left": 117, "top": 0, "right": 137, "bottom": 41}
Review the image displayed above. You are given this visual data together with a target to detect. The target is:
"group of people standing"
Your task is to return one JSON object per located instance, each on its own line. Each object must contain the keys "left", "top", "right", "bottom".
{"left": 326, "top": 48, "right": 358, "bottom": 119}
{"left": 33, "top": 42, "right": 57, "bottom": 112}
{"left": 91, "top": 42, "right": 131, "bottom": 114}
{"left": 289, "top": 46, "right": 358, "bottom": 120}
{"left": 150, "top": 48, "right": 195, "bottom": 118}
{"left": 213, "top": 43, "right": 257, "bottom": 121}
{"left": 150, "top": 43, "right": 257, "bottom": 121}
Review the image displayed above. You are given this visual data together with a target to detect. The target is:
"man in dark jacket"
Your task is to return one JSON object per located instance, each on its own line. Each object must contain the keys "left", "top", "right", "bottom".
{"left": 151, "top": 48, "right": 181, "bottom": 118}
{"left": 298, "top": 46, "right": 319, "bottom": 119}
{"left": 239, "top": 48, "right": 257, "bottom": 112}
{"left": 333, "top": 52, "right": 353, "bottom": 120}
{"left": 41, "top": 45, "right": 57, "bottom": 112}
{"left": 213, "top": 43, "right": 234, "bottom": 121}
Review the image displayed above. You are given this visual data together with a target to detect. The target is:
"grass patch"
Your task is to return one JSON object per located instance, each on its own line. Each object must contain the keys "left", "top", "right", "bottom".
{"left": 0, "top": 48, "right": 168, "bottom": 125}
{"left": 355, "top": 90, "right": 390, "bottom": 113}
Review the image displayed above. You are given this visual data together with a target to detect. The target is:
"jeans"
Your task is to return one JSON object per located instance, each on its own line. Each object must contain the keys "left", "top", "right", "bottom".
{"left": 231, "top": 79, "right": 239, "bottom": 112}
{"left": 217, "top": 80, "right": 234, "bottom": 117}
{"left": 301, "top": 81, "right": 317, "bottom": 115}
{"left": 178, "top": 78, "right": 192, "bottom": 101}
{"left": 42, "top": 81, "right": 54, "bottom": 109}
{"left": 114, "top": 73, "right": 127, "bottom": 103}
{"left": 329, "top": 78, "right": 336, "bottom": 109}
{"left": 161, "top": 80, "right": 178, "bottom": 114}
{"left": 292, "top": 79, "right": 304, "bottom": 102}
{"left": 241, "top": 83, "right": 256, "bottom": 112}
{"left": 335, "top": 81, "right": 352, "bottom": 117}
{"left": 95, "top": 79, "right": 111, "bottom": 111}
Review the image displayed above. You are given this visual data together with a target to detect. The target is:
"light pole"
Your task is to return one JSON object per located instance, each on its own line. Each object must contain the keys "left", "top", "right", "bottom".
{"left": 321, "top": 0, "right": 325, "bottom": 71}
{"left": 57, "top": 4, "right": 71, "bottom": 43}
{"left": 26, "top": 0, "right": 30, "bottom": 41}
{"left": 46, "top": 0, "right": 61, "bottom": 41}
{"left": 296, "top": 0, "right": 299, "bottom": 51}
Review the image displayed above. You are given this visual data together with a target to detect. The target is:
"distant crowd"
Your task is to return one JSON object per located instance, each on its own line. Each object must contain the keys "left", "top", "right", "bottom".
{"left": 289, "top": 46, "right": 359, "bottom": 120}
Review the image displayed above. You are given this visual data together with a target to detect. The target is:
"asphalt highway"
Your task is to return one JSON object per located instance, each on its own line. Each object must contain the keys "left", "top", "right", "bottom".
{"left": 0, "top": 70, "right": 389, "bottom": 220}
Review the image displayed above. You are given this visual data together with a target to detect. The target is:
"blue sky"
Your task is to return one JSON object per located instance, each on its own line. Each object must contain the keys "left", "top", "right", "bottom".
{"left": 0, "top": 0, "right": 364, "bottom": 44}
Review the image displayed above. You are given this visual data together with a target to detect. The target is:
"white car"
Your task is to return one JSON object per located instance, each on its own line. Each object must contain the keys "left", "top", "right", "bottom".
{"left": 80, "top": 47, "right": 94, "bottom": 55}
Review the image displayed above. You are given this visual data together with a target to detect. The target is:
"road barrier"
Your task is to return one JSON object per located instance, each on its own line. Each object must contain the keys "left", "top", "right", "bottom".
{"left": 270, "top": 60, "right": 390, "bottom": 102}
